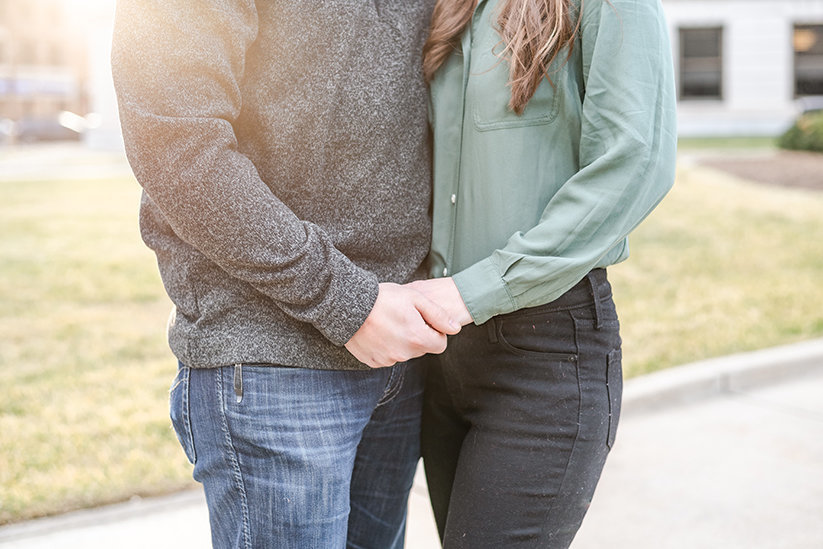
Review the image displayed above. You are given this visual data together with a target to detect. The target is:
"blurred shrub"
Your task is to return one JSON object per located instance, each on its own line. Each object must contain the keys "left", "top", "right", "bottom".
{"left": 778, "top": 111, "right": 823, "bottom": 152}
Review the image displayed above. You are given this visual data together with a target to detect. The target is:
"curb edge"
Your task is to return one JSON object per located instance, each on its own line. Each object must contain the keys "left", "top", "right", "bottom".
{"left": 622, "top": 338, "right": 823, "bottom": 414}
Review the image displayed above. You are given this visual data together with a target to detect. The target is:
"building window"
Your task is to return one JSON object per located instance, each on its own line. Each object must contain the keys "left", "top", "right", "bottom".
{"left": 794, "top": 24, "right": 823, "bottom": 96}
{"left": 679, "top": 27, "right": 723, "bottom": 100}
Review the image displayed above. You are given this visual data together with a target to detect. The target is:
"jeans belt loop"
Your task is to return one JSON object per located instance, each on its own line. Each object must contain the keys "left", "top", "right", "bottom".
{"left": 486, "top": 317, "right": 499, "bottom": 343}
{"left": 587, "top": 271, "right": 603, "bottom": 330}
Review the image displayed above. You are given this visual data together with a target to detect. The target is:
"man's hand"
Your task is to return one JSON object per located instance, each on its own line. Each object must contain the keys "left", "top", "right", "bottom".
{"left": 407, "top": 277, "right": 473, "bottom": 327}
{"left": 345, "top": 283, "right": 462, "bottom": 368}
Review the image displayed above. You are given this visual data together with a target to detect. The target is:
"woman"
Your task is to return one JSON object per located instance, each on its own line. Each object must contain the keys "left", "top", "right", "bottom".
{"left": 409, "top": 0, "right": 677, "bottom": 546}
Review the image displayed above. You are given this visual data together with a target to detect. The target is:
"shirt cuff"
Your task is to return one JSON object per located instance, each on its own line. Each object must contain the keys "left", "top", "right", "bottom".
{"left": 452, "top": 257, "right": 518, "bottom": 325}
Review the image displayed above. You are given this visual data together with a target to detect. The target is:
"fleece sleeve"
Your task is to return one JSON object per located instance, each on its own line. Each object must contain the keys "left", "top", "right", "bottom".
{"left": 111, "top": 0, "right": 378, "bottom": 345}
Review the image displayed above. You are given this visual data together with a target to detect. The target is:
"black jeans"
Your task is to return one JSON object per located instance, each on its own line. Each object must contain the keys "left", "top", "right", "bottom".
{"left": 420, "top": 269, "right": 622, "bottom": 548}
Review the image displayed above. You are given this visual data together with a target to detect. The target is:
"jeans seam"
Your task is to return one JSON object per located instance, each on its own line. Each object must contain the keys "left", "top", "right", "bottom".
{"left": 181, "top": 367, "right": 197, "bottom": 463}
{"left": 606, "top": 349, "right": 623, "bottom": 449}
{"left": 436, "top": 351, "right": 470, "bottom": 421}
{"left": 375, "top": 366, "right": 405, "bottom": 407}
{"left": 538, "top": 320, "right": 584, "bottom": 541}
{"left": 216, "top": 368, "right": 252, "bottom": 549}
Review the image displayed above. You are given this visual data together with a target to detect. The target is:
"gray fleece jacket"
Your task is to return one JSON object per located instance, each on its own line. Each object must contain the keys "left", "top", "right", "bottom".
{"left": 111, "top": 0, "right": 436, "bottom": 370}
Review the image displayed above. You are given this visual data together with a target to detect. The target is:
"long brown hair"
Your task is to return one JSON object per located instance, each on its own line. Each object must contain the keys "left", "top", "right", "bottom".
{"left": 422, "top": 0, "right": 581, "bottom": 114}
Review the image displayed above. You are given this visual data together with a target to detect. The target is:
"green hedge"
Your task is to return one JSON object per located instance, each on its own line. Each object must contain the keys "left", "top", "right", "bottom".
{"left": 778, "top": 110, "right": 823, "bottom": 152}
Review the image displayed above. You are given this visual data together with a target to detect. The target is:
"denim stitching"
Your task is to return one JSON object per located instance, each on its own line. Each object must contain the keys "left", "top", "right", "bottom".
{"left": 181, "top": 367, "right": 196, "bottom": 463}
{"left": 606, "top": 349, "right": 623, "bottom": 449}
{"left": 215, "top": 368, "right": 252, "bottom": 549}
{"left": 170, "top": 366, "right": 197, "bottom": 464}
{"left": 375, "top": 366, "right": 405, "bottom": 407}
{"left": 537, "top": 316, "right": 584, "bottom": 542}
{"left": 494, "top": 312, "right": 580, "bottom": 360}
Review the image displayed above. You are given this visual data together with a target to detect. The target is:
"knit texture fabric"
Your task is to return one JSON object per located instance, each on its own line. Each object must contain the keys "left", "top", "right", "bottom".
{"left": 112, "top": 0, "right": 435, "bottom": 370}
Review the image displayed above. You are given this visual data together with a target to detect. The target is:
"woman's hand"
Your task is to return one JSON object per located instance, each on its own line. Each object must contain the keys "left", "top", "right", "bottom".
{"left": 407, "top": 277, "right": 474, "bottom": 327}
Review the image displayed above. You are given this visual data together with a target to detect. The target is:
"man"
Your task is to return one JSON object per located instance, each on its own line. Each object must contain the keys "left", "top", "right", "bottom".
{"left": 111, "top": 1, "right": 451, "bottom": 547}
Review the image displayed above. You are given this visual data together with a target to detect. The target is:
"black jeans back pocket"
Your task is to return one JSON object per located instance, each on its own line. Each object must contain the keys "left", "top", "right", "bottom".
{"left": 606, "top": 349, "right": 623, "bottom": 449}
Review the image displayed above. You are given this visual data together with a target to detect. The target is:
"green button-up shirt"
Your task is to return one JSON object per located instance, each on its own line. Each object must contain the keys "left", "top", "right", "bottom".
{"left": 428, "top": 0, "right": 678, "bottom": 324}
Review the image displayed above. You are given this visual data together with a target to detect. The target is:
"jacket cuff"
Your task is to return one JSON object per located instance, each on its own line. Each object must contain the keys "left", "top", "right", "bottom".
{"left": 452, "top": 257, "right": 517, "bottom": 325}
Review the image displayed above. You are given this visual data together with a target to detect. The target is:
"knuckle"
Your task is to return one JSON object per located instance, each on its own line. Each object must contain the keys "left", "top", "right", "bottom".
{"left": 408, "top": 335, "right": 425, "bottom": 350}
{"left": 386, "top": 349, "right": 405, "bottom": 364}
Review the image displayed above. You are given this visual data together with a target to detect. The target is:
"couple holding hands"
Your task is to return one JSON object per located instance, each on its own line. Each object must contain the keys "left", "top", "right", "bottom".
{"left": 112, "top": 0, "right": 675, "bottom": 547}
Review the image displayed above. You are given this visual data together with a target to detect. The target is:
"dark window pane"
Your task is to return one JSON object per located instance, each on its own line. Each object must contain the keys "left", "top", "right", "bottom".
{"left": 682, "top": 29, "right": 721, "bottom": 58}
{"left": 680, "top": 27, "right": 722, "bottom": 100}
{"left": 795, "top": 25, "right": 823, "bottom": 97}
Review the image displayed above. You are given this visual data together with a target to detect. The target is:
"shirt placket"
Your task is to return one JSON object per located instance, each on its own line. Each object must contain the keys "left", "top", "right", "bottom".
{"left": 443, "top": 1, "right": 484, "bottom": 278}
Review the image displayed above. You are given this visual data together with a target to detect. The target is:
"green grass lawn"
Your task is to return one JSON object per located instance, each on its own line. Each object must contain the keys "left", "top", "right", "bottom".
{"left": 1, "top": 162, "right": 822, "bottom": 524}
{"left": 676, "top": 136, "right": 778, "bottom": 150}
{"left": 610, "top": 162, "right": 823, "bottom": 375}
{"left": 0, "top": 176, "right": 195, "bottom": 524}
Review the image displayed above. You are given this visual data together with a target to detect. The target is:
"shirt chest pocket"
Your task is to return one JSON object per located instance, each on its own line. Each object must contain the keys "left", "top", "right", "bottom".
{"left": 469, "top": 47, "right": 562, "bottom": 132}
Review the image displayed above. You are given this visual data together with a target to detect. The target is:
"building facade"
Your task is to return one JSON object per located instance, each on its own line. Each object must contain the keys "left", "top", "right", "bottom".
{"left": 2, "top": 0, "right": 823, "bottom": 142}
{"left": 664, "top": 0, "right": 823, "bottom": 136}
{"left": 0, "top": 0, "right": 88, "bottom": 135}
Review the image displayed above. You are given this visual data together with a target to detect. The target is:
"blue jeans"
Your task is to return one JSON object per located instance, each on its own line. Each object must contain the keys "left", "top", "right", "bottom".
{"left": 420, "top": 269, "right": 622, "bottom": 548}
{"left": 169, "top": 361, "right": 423, "bottom": 549}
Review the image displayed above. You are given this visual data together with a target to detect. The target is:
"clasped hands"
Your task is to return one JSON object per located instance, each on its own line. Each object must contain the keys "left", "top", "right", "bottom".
{"left": 344, "top": 278, "right": 473, "bottom": 368}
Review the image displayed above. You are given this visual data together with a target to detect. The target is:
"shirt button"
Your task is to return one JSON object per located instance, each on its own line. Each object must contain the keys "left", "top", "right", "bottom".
{"left": 450, "top": 194, "right": 456, "bottom": 204}
{"left": 442, "top": 267, "right": 449, "bottom": 276}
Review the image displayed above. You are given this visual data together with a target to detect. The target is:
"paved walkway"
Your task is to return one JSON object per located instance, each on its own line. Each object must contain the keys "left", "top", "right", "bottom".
{"left": 575, "top": 361, "right": 823, "bottom": 548}
{"left": 1, "top": 339, "right": 822, "bottom": 548}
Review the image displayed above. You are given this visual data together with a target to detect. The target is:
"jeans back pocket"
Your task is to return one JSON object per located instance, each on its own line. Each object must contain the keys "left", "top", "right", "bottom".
{"left": 606, "top": 348, "right": 623, "bottom": 449}
{"left": 169, "top": 365, "right": 197, "bottom": 464}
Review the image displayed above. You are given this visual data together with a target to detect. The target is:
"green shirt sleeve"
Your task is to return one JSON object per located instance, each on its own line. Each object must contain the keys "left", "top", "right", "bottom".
{"left": 453, "top": 0, "right": 677, "bottom": 324}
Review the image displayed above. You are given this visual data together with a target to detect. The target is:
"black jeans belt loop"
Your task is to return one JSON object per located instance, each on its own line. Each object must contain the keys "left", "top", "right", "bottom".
{"left": 586, "top": 271, "right": 604, "bottom": 330}
{"left": 486, "top": 318, "right": 499, "bottom": 344}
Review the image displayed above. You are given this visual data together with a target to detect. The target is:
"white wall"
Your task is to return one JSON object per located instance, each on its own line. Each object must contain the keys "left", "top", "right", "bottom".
{"left": 663, "top": 0, "right": 823, "bottom": 136}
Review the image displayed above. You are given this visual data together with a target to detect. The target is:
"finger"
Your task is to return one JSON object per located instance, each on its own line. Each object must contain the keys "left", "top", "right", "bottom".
{"left": 414, "top": 295, "right": 460, "bottom": 335}
{"left": 412, "top": 321, "right": 449, "bottom": 356}
{"left": 427, "top": 331, "right": 448, "bottom": 354}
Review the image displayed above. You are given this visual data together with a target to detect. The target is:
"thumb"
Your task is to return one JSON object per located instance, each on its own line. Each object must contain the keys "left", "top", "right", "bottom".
{"left": 414, "top": 294, "right": 460, "bottom": 335}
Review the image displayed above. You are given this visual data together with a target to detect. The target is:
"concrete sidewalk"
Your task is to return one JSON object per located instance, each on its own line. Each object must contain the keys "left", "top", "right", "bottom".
{"left": 574, "top": 346, "right": 823, "bottom": 549}
{"left": 1, "top": 339, "right": 822, "bottom": 548}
